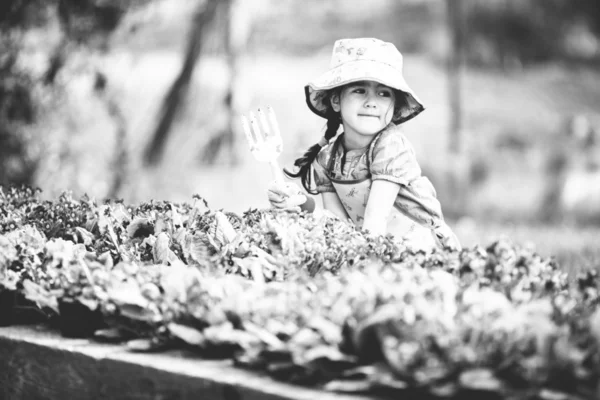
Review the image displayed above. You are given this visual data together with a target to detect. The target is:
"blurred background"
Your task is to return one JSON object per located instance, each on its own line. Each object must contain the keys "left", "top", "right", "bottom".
{"left": 1, "top": 0, "right": 600, "bottom": 265}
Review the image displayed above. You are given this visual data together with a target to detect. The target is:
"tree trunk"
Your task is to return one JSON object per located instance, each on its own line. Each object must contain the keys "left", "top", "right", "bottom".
{"left": 446, "top": 0, "right": 469, "bottom": 218}
{"left": 199, "top": 0, "right": 250, "bottom": 166}
{"left": 143, "top": 0, "right": 220, "bottom": 166}
{"left": 99, "top": 74, "right": 128, "bottom": 199}
{"left": 447, "top": 0, "right": 464, "bottom": 155}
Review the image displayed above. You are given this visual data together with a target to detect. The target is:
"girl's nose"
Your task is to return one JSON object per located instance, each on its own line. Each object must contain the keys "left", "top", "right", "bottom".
{"left": 364, "top": 95, "right": 377, "bottom": 108}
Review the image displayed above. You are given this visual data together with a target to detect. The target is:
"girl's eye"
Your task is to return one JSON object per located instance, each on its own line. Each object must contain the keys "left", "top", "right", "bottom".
{"left": 352, "top": 88, "right": 365, "bottom": 94}
{"left": 379, "top": 91, "right": 392, "bottom": 97}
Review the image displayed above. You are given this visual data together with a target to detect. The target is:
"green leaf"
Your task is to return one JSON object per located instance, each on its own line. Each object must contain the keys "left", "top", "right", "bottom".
{"left": 350, "top": 303, "right": 402, "bottom": 362}
{"left": 97, "top": 205, "right": 112, "bottom": 236}
{"left": 111, "top": 203, "right": 131, "bottom": 225}
{"left": 187, "top": 196, "right": 209, "bottom": 228}
{"left": 154, "top": 214, "right": 170, "bottom": 235}
{"left": 21, "top": 279, "right": 59, "bottom": 314}
{"left": 0, "top": 269, "right": 19, "bottom": 291}
{"left": 172, "top": 227, "right": 188, "bottom": 251}
{"left": 0, "top": 236, "right": 17, "bottom": 270}
{"left": 126, "top": 217, "right": 153, "bottom": 239}
{"left": 108, "top": 280, "right": 148, "bottom": 308}
{"left": 458, "top": 368, "right": 505, "bottom": 392}
{"left": 168, "top": 322, "right": 205, "bottom": 346}
{"left": 538, "top": 389, "right": 575, "bottom": 400}
{"left": 119, "top": 303, "right": 162, "bottom": 323}
{"left": 371, "top": 372, "right": 409, "bottom": 391}
{"left": 213, "top": 211, "right": 238, "bottom": 246}
{"left": 97, "top": 251, "right": 114, "bottom": 269}
{"left": 161, "top": 262, "right": 201, "bottom": 304}
{"left": 299, "top": 345, "right": 358, "bottom": 376}
{"left": 153, "top": 232, "right": 176, "bottom": 264}
{"left": 243, "top": 321, "right": 284, "bottom": 349}
{"left": 74, "top": 227, "right": 94, "bottom": 246}
{"left": 324, "top": 379, "right": 373, "bottom": 393}
{"left": 429, "top": 382, "right": 458, "bottom": 398}
{"left": 6, "top": 225, "right": 46, "bottom": 251}
{"left": 126, "top": 338, "right": 169, "bottom": 352}
{"left": 203, "top": 323, "right": 258, "bottom": 348}
{"left": 289, "top": 327, "right": 323, "bottom": 348}
{"left": 232, "top": 256, "right": 266, "bottom": 284}
{"left": 307, "top": 316, "right": 342, "bottom": 344}
{"left": 184, "top": 232, "right": 214, "bottom": 265}
{"left": 94, "top": 328, "right": 132, "bottom": 343}
{"left": 77, "top": 297, "right": 98, "bottom": 311}
{"left": 589, "top": 308, "right": 600, "bottom": 343}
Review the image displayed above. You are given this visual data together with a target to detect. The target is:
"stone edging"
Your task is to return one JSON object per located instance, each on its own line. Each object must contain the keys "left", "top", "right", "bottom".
{"left": 0, "top": 325, "right": 369, "bottom": 400}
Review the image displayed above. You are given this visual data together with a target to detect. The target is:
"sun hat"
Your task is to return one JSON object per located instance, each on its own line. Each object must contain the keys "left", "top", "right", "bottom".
{"left": 305, "top": 38, "right": 424, "bottom": 124}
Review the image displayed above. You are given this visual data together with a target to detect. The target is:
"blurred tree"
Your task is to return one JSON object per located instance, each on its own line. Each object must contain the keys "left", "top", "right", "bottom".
{"left": 0, "top": 1, "right": 47, "bottom": 186}
{"left": 51, "top": 0, "right": 142, "bottom": 198}
{"left": 44, "top": 0, "right": 127, "bottom": 85}
{"left": 541, "top": 114, "right": 600, "bottom": 224}
{"left": 0, "top": 0, "right": 147, "bottom": 194}
{"left": 199, "top": 0, "right": 250, "bottom": 166}
{"left": 464, "top": 0, "right": 600, "bottom": 68}
{"left": 448, "top": 0, "right": 465, "bottom": 156}
{"left": 143, "top": 0, "right": 221, "bottom": 166}
{"left": 0, "top": 56, "right": 38, "bottom": 186}
{"left": 445, "top": 0, "right": 470, "bottom": 218}
{"left": 557, "top": 0, "right": 600, "bottom": 39}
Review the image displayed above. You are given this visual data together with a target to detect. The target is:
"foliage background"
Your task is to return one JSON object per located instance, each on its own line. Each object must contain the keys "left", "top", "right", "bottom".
{"left": 2, "top": 0, "right": 600, "bottom": 263}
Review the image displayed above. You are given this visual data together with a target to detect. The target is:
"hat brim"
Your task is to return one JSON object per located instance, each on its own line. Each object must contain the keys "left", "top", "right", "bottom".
{"left": 305, "top": 59, "right": 424, "bottom": 124}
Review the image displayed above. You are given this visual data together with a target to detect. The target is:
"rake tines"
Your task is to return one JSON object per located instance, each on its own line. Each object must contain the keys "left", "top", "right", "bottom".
{"left": 241, "top": 105, "right": 285, "bottom": 183}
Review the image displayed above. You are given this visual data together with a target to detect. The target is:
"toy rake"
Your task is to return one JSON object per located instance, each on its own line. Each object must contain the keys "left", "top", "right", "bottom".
{"left": 240, "top": 106, "right": 285, "bottom": 183}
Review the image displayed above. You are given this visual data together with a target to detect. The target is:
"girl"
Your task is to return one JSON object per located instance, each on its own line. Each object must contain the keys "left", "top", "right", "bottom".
{"left": 268, "top": 38, "right": 460, "bottom": 251}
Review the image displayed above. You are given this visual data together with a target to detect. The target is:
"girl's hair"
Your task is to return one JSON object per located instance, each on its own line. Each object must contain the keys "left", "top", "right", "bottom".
{"left": 284, "top": 95, "right": 341, "bottom": 194}
{"left": 285, "top": 85, "right": 409, "bottom": 194}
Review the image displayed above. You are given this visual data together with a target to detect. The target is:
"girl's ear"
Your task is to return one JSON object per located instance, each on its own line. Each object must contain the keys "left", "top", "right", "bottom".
{"left": 330, "top": 93, "right": 341, "bottom": 112}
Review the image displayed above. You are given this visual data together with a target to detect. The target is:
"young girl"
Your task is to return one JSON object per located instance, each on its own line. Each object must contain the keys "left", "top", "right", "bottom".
{"left": 268, "top": 38, "right": 460, "bottom": 251}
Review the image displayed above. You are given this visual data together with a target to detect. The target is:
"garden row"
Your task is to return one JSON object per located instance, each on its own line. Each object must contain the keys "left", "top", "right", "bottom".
{"left": 0, "top": 185, "right": 599, "bottom": 399}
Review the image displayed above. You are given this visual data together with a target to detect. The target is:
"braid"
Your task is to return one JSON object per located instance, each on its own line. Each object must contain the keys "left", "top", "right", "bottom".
{"left": 285, "top": 107, "right": 341, "bottom": 194}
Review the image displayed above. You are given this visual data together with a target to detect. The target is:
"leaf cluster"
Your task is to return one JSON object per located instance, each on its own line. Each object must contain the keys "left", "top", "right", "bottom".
{"left": 1, "top": 185, "right": 599, "bottom": 399}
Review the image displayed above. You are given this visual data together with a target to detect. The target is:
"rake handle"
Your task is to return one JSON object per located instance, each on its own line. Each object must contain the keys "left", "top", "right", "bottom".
{"left": 269, "top": 160, "right": 286, "bottom": 183}
{"left": 269, "top": 159, "right": 315, "bottom": 212}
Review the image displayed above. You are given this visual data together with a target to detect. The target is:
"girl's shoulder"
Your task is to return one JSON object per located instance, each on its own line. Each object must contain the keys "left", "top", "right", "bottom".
{"left": 369, "top": 124, "right": 421, "bottom": 183}
{"left": 371, "top": 124, "right": 411, "bottom": 155}
{"left": 315, "top": 137, "right": 338, "bottom": 168}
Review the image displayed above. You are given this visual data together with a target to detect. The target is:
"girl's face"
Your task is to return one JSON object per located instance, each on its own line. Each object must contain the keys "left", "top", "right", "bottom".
{"left": 331, "top": 81, "right": 396, "bottom": 144}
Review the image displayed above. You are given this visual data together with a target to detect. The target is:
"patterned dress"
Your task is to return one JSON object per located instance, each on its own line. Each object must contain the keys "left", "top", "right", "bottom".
{"left": 312, "top": 123, "right": 457, "bottom": 247}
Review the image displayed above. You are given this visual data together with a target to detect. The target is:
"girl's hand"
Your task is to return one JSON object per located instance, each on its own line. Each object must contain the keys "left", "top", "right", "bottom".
{"left": 434, "top": 223, "right": 462, "bottom": 251}
{"left": 267, "top": 181, "right": 310, "bottom": 211}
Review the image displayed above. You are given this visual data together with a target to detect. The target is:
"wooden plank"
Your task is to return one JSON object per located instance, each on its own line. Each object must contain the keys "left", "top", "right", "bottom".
{"left": 0, "top": 325, "right": 369, "bottom": 400}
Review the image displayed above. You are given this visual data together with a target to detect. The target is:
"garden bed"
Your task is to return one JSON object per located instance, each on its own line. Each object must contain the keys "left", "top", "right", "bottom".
{"left": 1, "top": 186, "right": 599, "bottom": 399}
{"left": 0, "top": 324, "right": 365, "bottom": 400}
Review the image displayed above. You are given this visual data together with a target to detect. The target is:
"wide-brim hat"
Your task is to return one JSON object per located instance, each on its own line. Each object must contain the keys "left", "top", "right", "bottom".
{"left": 305, "top": 38, "right": 424, "bottom": 124}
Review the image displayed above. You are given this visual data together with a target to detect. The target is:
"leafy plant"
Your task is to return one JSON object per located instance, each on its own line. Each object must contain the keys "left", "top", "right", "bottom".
{"left": 1, "top": 185, "right": 599, "bottom": 399}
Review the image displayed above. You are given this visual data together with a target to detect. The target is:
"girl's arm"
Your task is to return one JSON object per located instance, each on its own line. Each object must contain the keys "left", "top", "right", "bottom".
{"left": 362, "top": 180, "right": 401, "bottom": 236}
{"left": 321, "top": 192, "right": 351, "bottom": 221}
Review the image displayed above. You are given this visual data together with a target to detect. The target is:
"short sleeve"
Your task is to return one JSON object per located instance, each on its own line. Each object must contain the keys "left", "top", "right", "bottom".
{"left": 370, "top": 125, "right": 421, "bottom": 185}
{"left": 312, "top": 145, "right": 335, "bottom": 193}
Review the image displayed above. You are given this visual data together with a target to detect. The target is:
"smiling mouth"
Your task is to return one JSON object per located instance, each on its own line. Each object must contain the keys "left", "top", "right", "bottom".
{"left": 358, "top": 114, "right": 379, "bottom": 118}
